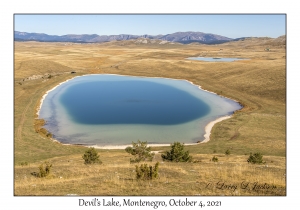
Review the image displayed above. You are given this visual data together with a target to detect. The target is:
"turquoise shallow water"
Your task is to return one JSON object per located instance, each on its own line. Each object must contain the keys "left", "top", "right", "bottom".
{"left": 39, "top": 74, "right": 242, "bottom": 146}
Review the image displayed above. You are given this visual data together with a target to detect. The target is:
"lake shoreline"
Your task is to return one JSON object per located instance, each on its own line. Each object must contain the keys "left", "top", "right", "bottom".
{"left": 89, "top": 115, "right": 232, "bottom": 149}
{"left": 36, "top": 75, "right": 81, "bottom": 116}
{"left": 36, "top": 73, "right": 241, "bottom": 149}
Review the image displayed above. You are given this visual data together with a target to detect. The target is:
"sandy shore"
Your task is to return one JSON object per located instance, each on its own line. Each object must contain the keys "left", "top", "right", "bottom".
{"left": 201, "top": 115, "right": 232, "bottom": 143}
{"left": 90, "top": 142, "right": 198, "bottom": 150}
{"left": 36, "top": 76, "right": 81, "bottom": 116}
{"left": 36, "top": 73, "right": 239, "bottom": 149}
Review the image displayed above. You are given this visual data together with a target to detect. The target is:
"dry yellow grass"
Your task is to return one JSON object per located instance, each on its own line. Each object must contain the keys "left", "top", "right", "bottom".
{"left": 14, "top": 151, "right": 285, "bottom": 196}
{"left": 14, "top": 38, "right": 286, "bottom": 195}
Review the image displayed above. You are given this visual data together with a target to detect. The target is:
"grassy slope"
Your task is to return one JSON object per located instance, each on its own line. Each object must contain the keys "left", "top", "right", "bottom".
{"left": 15, "top": 152, "right": 285, "bottom": 196}
{"left": 14, "top": 39, "right": 286, "bottom": 195}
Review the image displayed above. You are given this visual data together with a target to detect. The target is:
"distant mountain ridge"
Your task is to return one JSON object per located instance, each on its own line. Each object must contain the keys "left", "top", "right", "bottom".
{"left": 14, "top": 31, "right": 234, "bottom": 44}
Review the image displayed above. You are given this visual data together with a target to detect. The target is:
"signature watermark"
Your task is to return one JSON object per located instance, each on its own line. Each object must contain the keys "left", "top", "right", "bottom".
{"left": 205, "top": 181, "right": 277, "bottom": 192}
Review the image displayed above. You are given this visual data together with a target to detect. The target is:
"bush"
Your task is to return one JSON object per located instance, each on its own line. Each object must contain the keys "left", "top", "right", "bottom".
{"left": 125, "top": 140, "right": 154, "bottom": 163}
{"left": 38, "top": 161, "right": 52, "bottom": 177}
{"left": 82, "top": 147, "right": 102, "bottom": 164}
{"left": 212, "top": 156, "right": 218, "bottom": 162}
{"left": 247, "top": 152, "right": 264, "bottom": 164}
{"left": 135, "top": 162, "right": 159, "bottom": 180}
{"left": 161, "top": 142, "right": 192, "bottom": 162}
{"left": 20, "top": 161, "right": 28, "bottom": 166}
{"left": 225, "top": 149, "right": 231, "bottom": 155}
{"left": 125, "top": 146, "right": 133, "bottom": 154}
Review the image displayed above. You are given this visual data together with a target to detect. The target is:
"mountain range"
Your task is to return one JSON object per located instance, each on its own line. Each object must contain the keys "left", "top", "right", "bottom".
{"left": 14, "top": 31, "right": 237, "bottom": 44}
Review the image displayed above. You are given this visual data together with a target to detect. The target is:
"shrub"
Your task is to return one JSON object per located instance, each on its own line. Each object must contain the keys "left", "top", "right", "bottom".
{"left": 247, "top": 152, "right": 264, "bottom": 164}
{"left": 82, "top": 147, "right": 102, "bottom": 164}
{"left": 135, "top": 162, "right": 159, "bottom": 180}
{"left": 38, "top": 161, "right": 52, "bottom": 177}
{"left": 212, "top": 156, "right": 218, "bottom": 162}
{"left": 125, "top": 146, "right": 133, "bottom": 154}
{"left": 225, "top": 149, "right": 231, "bottom": 155}
{"left": 125, "top": 140, "right": 154, "bottom": 163}
{"left": 20, "top": 161, "right": 28, "bottom": 166}
{"left": 161, "top": 142, "right": 192, "bottom": 162}
{"left": 46, "top": 132, "right": 52, "bottom": 138}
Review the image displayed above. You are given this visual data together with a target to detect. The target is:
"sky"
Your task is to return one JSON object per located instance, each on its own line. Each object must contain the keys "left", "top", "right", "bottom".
{"left": 14, "top": 14, "right": 286, "bottom": 39}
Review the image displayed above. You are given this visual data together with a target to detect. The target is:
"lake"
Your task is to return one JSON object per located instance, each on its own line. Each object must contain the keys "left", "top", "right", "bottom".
{"left": 187, "top": 57, "right": 248, "bottom": 62}
{"left": 39, "top": 74, "right": 242, "bottom": 146}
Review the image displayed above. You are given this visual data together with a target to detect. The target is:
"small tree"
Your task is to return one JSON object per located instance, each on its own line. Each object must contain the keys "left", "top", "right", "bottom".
{"left": 212, "top": 156, "right": 218, "bottom": 162}
{"left": 82, "top": 147, "right": 102, "bottom": 164}
{"left": 38, "top": 161, "right": 52, "bottom": 177}
{"left": 125, "top": 140, "right": 154, "bottom": 163}
{"left": 247, "top": 152, "right": 264, "bottom": 164}
{"left": 161, "top": 142, "right": 192, "bottom": 162}
{"left": 135, "top": 162, "right": 159, "bottom": 180}
{"left": 225, "top": 149, "right": 231, "bottom": 156}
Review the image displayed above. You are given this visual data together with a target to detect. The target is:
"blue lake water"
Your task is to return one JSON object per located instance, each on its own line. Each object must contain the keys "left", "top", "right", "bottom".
{"left": 39, "top": 74, "right": 242, "bottom": 146}
{"left": 187, "top": 57, "right": 248, "bottom": 62}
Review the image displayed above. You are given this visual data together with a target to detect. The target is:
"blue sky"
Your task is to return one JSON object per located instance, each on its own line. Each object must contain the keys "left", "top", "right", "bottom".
{"left": 14, "top": 14, "right": 286, "bottom": 39}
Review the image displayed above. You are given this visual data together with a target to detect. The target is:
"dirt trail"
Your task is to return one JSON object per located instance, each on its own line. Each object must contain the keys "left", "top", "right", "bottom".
{"left": 16, "top": 94, "right": 35, "bottom": 141}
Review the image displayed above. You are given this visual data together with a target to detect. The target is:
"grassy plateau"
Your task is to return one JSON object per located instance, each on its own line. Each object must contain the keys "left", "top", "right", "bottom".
{"left": 14, "top": 37, "right": 286, "bottom": 196}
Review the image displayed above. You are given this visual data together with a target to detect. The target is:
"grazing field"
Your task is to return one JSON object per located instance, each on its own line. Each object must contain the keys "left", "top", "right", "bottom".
{"left": 14, "top": 37, "right": 286, "bottom": 195}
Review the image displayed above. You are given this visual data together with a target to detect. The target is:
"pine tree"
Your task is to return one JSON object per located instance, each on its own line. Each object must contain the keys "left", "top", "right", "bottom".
{"left": 82, "top": 147, "right": 102, "bottom": 164}
{"left": 161, "top": 142, "right": 192, "bottom": 162}
{"left": 125, "top": 140, "right": 154, "bottom": 163}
